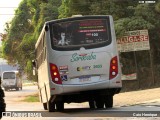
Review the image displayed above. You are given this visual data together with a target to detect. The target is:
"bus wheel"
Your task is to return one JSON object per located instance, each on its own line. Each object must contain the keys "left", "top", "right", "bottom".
{"left": 104, "top": 95, "right": 113, "bottom": 108}
{"left": 43, "top": 102, "right": 48, "bottom": 110}
{"left": 95, "top": 96, "right": 104, "bottom": 109}
{"left": 48, "top": 101, "right": 56, "bottom": 112}
{"left": 89, "top": 100, "right": 96, "bottom": 109}
{"left": 96, "top": 100, "right": 104, "bottom": 108}
{"left": 56, "top": 102, "right": 64, "bottom": 112}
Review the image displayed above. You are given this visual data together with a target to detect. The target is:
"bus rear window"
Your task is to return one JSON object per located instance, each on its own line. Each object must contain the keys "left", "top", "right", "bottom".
{"left": 50, "top": 19, "right": 111, "bottom": 50}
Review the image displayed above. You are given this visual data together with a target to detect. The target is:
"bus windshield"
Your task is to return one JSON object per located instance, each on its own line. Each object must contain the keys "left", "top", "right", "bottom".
{"left": 3, "top": 72, "right": 15, "bottom": 79}
{"left": 50, "top": 19, "right": 111, "bottom": 50}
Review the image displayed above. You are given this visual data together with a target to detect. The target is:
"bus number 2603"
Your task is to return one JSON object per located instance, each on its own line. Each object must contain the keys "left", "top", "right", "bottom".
{"left": 93, "top": 65, "right": 102, "bottom": 68}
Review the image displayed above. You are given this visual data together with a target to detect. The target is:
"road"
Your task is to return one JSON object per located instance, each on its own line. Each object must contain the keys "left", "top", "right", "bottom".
{"left": 4, "top": 86, "right": 41, "bottom": 111}
{"left": 1, "top": 86, "right": 160, "bottom": 120}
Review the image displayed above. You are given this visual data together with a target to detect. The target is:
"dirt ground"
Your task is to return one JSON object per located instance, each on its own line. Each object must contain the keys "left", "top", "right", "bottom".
{"left": 114, "top": 87, "right": 160, "bottom": 107}
{"left": 11, "top": 86, "right": 160, "bottom": 108}
{"left": 3, "top": 86, "right": 160, "bottom": 120}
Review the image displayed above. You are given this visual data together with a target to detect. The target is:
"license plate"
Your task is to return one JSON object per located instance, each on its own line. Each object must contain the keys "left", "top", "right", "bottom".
{"left": 79, "top": 76, "right": 91, "bottom": 82}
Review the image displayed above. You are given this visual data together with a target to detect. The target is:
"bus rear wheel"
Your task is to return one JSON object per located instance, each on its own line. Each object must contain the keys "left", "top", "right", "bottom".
{"left": 104, "top": 95, "right": 113, "bottom": 108}
{"left": 56, "top": 102, "right": 64, "bottom": 112}
{"left": 48, "top": 101, "right": 56, "bottom": 112}
{"left": 89, "top": 100, "right": 96, "bottom": 109}
{"left": 96, "top": 101, "right": 104, "bottom": 108}
{"left": 95, "top": 95, "right": 105, "bottom": 109}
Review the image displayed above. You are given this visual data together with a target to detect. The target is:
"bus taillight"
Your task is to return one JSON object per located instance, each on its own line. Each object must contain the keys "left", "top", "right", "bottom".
{"left": 109, "top": 56, "right": 118, "bottom": 80}
{"left": 50, "top": 63, "right": 62, "bottom": 84}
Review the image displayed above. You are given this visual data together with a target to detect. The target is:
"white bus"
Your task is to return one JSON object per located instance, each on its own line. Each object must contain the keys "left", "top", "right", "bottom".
{"left": 33, "top": 15, "right": 122, "bottom": 112}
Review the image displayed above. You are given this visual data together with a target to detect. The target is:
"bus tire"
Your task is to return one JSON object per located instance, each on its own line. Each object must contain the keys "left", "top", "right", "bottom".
{"left": 96, "top": 101, "right": 104, "bottom": 108}
{"left": 95, "top": 96, "right": 104, "bottom": 109}
{"left": 48, "top": 101, "right": 56, "bottom": 112}
{"left": 104, "top": 95, "right": 113, "bottom": 108}
{"left": 89, "top": 100, "right": 96, "bottom": 109}
{"left": 56, "top": 102, "right": 64, "bottom": 112}
{"left": 43, "top": 102, "right": 48, "bottom": 110}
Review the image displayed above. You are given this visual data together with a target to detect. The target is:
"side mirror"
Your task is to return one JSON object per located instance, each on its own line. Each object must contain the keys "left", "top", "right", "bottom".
{"left": 32, "top": 60, "right": 36, "bottom": 76}
{"left": 32, "top": 60, "right": 36, "bottom": 68}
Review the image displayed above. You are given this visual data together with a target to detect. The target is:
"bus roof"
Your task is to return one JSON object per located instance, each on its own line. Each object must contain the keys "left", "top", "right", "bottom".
{"left": 45, "top": 15, "right": 112, "bottom": 24}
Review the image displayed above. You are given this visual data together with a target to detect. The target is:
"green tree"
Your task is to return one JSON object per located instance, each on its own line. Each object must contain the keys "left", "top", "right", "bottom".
{"left": 2, "top": 0, "right": 33, "bottom": 64}
{"left": 58, "top": 0, "right": 90, "bottom": 18}
{"left": 2, "top": 0, "right": 61, "bottom": 81}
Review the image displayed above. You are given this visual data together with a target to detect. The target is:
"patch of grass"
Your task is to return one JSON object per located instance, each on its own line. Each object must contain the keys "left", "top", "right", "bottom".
{"left": 23, "top": 94, "right": 39, "bottom": 102}
{"left": 23, "top": 81, "right": 38, "bottom": 86}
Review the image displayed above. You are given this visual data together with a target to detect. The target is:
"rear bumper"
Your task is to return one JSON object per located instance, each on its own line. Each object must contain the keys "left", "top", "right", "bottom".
{"left": 46, "top": 79, "right": 122, "bottom": 103}
{"left": 51, "top": 74, "right": 122, "bottom": 95}
{"left": 62, "top": 87, "right": 121, "bottom": 96}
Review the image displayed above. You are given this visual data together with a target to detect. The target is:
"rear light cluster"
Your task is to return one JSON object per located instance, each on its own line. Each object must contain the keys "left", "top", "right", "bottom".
{"left": 109, "top": 56, "right": 118, "bottom": 80}
{"left": 50, "top": 63, "right": 62, "bottom": 84}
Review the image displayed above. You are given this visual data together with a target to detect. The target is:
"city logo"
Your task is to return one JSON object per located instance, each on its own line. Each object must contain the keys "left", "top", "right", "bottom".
{"left": 70, "top": 52, "right": 96, "bottom": 62}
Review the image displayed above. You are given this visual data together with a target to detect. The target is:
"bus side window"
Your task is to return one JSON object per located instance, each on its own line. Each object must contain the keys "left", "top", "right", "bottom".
{"left": 36, "top": 40, "right": 41, "bottom": 68}
{"left": 43, "top": 32, "right": 46, "bottom": 61}
{"left": 36, "top": 32, "right": 46, "bottom": 68}
{"left": 43, "top": 47, "right": 46, "bottom": 61}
